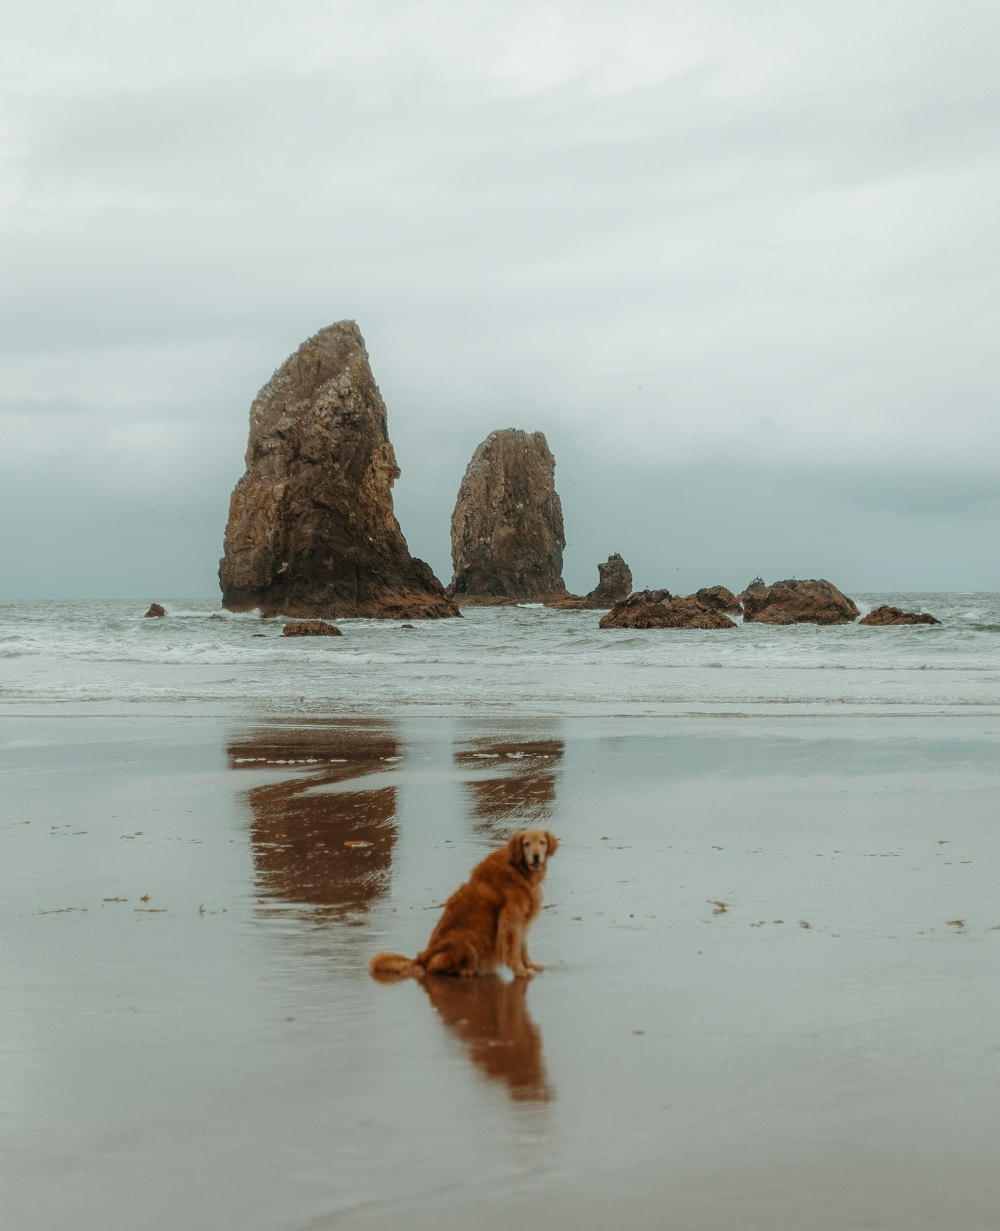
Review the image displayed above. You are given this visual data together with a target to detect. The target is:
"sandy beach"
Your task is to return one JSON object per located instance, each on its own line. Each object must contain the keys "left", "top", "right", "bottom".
{"left": 4, "top": 711, "right": 1000, "bottom": 1230}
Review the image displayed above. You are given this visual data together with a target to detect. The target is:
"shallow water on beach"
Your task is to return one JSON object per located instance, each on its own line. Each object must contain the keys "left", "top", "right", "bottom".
{"left": 1, "top": 591, "right": 998, "bottom": 717}
{"left": 3, "top": 595, "right": 999, "bottom": 1227}
{"left": 4, "top": 711, "right": 1000, "bottom": 1230}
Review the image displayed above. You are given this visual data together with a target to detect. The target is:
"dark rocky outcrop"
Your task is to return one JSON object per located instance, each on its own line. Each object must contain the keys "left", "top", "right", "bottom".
{"left": 691, "top": 586, "right": 741, "bottom": 615}
{"left": 219, "top": 321, "right": 459, "bottom": 620}
{"left": 548, "top": 553, "right": 634, "bottom": 609}
{"left": 282, "top": 620, "right": 343, "bottom": 637}
{"left": 858, "top": 605, "right": 941, "bottom": 626}
{"left": 740, "top": 578, "right": 859, "bottom": 625}
{"left": 588, "top": 553, "right": 633, "bottom": 605}
{"left": 599, "top": 589, "right": 737, "bottom": 630}
{"left": 143, "top": 602, "right": 166, "bottom": 618}
{"left": 448, "top": 429, "right": 568, "bottom": 604}
{"left": 738, "top": 577, "right": 766, "bottom": 604}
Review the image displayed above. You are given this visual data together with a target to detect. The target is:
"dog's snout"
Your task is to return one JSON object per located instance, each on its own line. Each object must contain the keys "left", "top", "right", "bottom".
{"left": 518, "top": 831, "right": 552, "bottom": 873}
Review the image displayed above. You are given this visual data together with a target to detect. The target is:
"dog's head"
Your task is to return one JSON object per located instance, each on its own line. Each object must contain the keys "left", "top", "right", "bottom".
{"left": 508, "top": 828, "right": 558, "bottom": 874}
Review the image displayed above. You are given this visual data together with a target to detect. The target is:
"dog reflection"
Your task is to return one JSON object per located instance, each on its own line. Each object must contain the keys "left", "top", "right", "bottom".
{"left": 420, "top": 974, "right": 553, "bottom": 1102}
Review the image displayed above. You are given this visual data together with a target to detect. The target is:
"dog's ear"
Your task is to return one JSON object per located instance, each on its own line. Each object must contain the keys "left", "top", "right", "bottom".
{"left": 507, "top": 829, "right": 526, "bottom": 868}
{"left": 544, "top": 831, "right": 559, "bottom": 858}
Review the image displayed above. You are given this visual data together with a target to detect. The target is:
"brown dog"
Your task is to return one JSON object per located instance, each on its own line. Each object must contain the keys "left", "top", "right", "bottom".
{"left": 369, "top": 828, "right": 558, "bottom": 980}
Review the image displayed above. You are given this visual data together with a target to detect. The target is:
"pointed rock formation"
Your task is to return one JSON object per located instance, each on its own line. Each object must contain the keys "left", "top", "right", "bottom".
{"left": 548, "top": 553, "right": 634, "bottom": 609}
{"left": 739, "top": 578, "right": 859, "bottom": 625}
{"left": 448, "top": 429, "right": 569, "bottom": 604}
{"left": 219, "top": 322, "right": 459, "bottom": 619}
{"left": 590, "top": 553, "right": 634, "bottom": 606}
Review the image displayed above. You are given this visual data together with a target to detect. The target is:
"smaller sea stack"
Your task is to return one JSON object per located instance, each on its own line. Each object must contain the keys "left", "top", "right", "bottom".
{"left": 448, "top": 429, "right": 569, "bottom": 604}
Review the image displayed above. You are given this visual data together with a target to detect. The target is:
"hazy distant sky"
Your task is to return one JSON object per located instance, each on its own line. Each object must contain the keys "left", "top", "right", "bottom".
{"left": 3, "top": 0, "right": 998, "bottom": 599}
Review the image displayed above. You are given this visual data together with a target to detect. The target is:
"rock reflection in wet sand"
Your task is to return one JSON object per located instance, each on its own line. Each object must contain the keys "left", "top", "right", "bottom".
{"left": 453, "top": 737, "right": 564, "bottom": 833}
{"left": 233, "top": 722, "right": 557, "bottom": 1104}
{"left": 228, "top": 722, "right": 398, "bottom": 920}
{"left": 420, "top": 974, "right": 553, "bottom": 1102}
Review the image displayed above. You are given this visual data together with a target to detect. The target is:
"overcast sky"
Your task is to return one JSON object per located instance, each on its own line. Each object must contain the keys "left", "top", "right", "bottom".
{"left": 3, "top": 0, "right": 998, "bottom": 600}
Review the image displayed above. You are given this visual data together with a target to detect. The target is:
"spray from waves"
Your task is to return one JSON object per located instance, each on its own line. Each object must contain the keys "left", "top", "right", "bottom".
{"left": 137, "top": 606, "right": 263, "bottom": 622}
{"left": 1, "top": 593, "right": 998, "bottom": 714}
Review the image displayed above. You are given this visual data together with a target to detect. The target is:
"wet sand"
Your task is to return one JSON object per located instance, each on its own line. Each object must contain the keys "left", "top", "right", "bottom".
{"left": 4, "top": 712, "right": 1000, "bottom": 1230}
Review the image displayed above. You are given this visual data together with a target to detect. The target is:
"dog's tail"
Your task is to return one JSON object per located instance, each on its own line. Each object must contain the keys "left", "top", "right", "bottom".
{"left": 369, "top": 951, "right": 426, "bottom": 981}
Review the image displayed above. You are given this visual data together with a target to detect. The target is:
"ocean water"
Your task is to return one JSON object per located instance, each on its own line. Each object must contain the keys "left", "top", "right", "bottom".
{"left": 1, "top": 592, "right": 997, "bottom": 718}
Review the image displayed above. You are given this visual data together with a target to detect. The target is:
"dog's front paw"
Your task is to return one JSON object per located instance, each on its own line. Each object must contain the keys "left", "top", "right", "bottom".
{"left": 512, "top": 966, "right": 535, "bottom": 979}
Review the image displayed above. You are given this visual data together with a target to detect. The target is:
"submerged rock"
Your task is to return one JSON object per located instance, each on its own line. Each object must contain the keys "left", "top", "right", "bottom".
{"left": 448, "top": 429, "right": 568, "bottom": 604}
{"left": 858, "top": 605, "right": 941, "bottom": 626}
{"left": 219, "top": 321, "right": 459, "bottom": 620}
{"left": 599, "top": 589, "right": 737, "bottom": 630}
{"left": 740, "top": 578, "right": 859, "bottom": 625}
{"left": 282, "top": 620, "right": 343, "bottom": 637}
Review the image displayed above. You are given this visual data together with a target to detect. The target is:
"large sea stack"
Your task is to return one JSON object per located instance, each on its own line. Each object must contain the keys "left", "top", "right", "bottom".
{"left": 219, "top": 322, "right": 459, "bottom": 619}
{"left": 448, "top": 429, "right": 569, "bottom": 604}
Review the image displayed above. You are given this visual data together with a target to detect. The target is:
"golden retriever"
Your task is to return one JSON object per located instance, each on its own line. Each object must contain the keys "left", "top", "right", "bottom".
{"left": 369, "top": 828, "right": 558, "bottom": 980}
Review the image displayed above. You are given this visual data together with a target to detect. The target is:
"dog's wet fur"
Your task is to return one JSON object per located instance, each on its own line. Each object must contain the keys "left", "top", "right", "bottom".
{"left": 369, "top": 828, "right": 558, "bottom": 980}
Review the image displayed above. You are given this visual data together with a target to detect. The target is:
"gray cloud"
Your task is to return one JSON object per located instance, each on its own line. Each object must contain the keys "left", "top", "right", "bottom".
{"left": 2, "top": 0, "right": 998, "bottom": 597}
